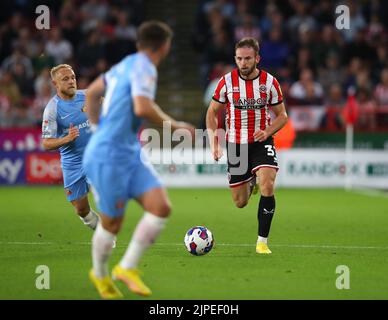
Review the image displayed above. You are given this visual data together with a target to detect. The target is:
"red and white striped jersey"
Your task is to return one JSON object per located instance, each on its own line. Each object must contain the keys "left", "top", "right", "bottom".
{"left": 212, "top": 68, "right": 283, "bottom": 144}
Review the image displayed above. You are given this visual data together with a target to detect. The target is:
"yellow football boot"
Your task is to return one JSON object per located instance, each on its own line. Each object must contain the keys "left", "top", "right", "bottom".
{"left": 89, "top": 269, "right": 123, "bottom": 299}
{"left": 112, "top": 265, "right": 152, "bottom": 297}
{"left": 256, "top": 242, "right": 272, "bottom": 254}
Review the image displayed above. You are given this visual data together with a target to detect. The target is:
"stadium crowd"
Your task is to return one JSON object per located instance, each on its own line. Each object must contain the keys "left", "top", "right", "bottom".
{"left": 194, "top": 0, "right": 388, "bottom": 131}
{"left": 0, "top": 0, "right": 388, "bottom": 132}
{"left": 0, "top": 0, "right": 143, "bottom": 128}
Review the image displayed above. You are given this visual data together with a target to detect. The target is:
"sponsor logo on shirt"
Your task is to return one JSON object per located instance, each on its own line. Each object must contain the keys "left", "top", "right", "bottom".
{"left": 233, "top": 97, "right": 267, "bottom": 110}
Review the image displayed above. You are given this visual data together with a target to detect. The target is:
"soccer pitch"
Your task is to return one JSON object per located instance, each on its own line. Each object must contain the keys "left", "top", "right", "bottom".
{"left": 0, "top": 186, "right": 387, "bottom": 300}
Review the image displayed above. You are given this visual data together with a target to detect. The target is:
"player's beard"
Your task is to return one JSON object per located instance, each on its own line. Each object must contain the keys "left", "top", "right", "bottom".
{"left": 61, "top": 87, "right": 76, "bottom": 99}
{"left": 239, "top": 64, "right": 256, "bottom": 78}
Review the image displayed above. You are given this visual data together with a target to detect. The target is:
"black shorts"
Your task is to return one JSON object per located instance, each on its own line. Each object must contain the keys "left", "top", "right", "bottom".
{"left": 226, "top": 137, "right": 279, "bottom": 188}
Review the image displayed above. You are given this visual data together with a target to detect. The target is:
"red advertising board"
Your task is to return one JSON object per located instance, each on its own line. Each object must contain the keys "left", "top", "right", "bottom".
{"left": 25, "top": 152, "right": 63, "bottom": 184}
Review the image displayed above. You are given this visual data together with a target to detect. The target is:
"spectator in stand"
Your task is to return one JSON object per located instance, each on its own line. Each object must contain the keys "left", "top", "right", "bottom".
{"left": 30, "top": 81, "right": 52, "bottom": 126}
{"left": 372, "top": 44, "right": 388, "bottom": 83}
{"left": 17, "top": 27, "right": 40, "bottom": 59}
{"left": 318, "top": 53, "right": 345, "bottom": 93}
{"left": 342, "top": 29, "right": 376, "bottom": 64}
{"left": 292, "top": 46, "right": 316, "bottom": 80}
{"left": 11, "top": 62, "right": 34, "bottom": 98}
{"left": 80, "top": 0, "right": 109, "bottom": 34}
{"left": 322, "top": 83, "right": 345, "bottom": 130}
{"left": 287, "top": 0, "right": 316, "bottom": 43}
{"left": 260, "top": 27, "right": 289, "bottom": 74}
{"left": 59, "top": 0, "right": 82, "bottom": 49}
{"left": 312, "top": 24, "right": 343, "bottom": 68}
{"left": 312, "top": 0, "right": 334, "bottom": 26}
{"left": 77, "top": 29, "right": 105, "bottom": 78}
{"left": 356, "top": 88, "right": 377, "bottom": 130}
{"left": 114, "top": 11, "right": 137, "bottom": 42}
{"left": 289, "top": 68, "right": 324, "bottom": 105}
{"left": 45, "top": 28, "right": 73, "bottom": 65}
{"left": 1, "top": 44, "right": 34, "bottom": 79}
{"left": 374, "top": 68, "right": 388, "bottom": 106}
{"left": 0, "top": 12, "right": 24, "bottom": 62}
{"left": 344, "top": 57, "right": 363, "bottom": 91}
{"left": 31, "top": 41, "right": 55, "bottom": 74}
{"left": 259, "top": 2, "right": 279, "bottom": 36}
{"left": 365, "top": 14, "right": 385, "bottom": 46}
{"left": 0, "top": 70, "right": 22, "bottom": 107}
{"left": 234, "top": 13, "right": 261, "bottom": 42}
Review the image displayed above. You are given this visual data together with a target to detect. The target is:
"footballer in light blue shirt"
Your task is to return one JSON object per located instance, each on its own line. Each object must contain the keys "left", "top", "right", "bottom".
{"left": 83, "top": 21, "right": 195, "bottom": 298}
{"left": 42, "top": 64, "right": 99, "bottom": 231}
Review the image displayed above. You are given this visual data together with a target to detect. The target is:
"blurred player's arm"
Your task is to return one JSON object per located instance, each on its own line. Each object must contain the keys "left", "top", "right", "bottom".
{"left": 85, "top": 76, "right": 105, "bottom": 131}
{"left": 206, "top": 99, "right": 225, "bottom": 161}
{"left": 254, "top": 102, "right": 288, "bottom": 142}
{"left": 133, "top": 96, "right": 195, "bottom": 134}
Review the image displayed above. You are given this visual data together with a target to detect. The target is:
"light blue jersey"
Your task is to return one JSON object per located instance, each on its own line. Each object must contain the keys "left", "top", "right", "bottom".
{"left": 42, "top": 90, "right": 91, "bottom": 200}
{"left": 85, "top": 52, "right": 157, "bottom": 164}
{"left": 83, "top": 52, "right": 162, "bottom": 216}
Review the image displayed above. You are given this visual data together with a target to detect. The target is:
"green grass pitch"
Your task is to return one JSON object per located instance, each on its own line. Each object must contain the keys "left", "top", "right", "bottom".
{"left": 0, "top": 186, "right": 387, "bottom": 299}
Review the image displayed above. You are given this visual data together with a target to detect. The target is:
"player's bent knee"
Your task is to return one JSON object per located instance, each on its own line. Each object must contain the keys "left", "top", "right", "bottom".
{"left": 101, "top": 219, "right": 122, "bottom": 234}
{"left": 156, "top": 201, "right": 172, "bottom": 217}
{"left": 234, "top": 198, "right": 248, "bottom": 208}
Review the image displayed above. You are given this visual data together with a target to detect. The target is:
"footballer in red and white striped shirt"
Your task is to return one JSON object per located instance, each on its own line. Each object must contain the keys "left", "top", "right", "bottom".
{"left": 206, "top": 37, "right": 288, "bottom": 254}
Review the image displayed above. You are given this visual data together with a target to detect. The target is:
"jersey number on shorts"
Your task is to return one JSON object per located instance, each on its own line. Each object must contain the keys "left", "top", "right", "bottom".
{"left": 265, "top": 145, "right": 275, "bottom": 157}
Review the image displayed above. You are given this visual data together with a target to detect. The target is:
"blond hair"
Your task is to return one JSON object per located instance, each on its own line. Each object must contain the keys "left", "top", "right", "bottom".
{"left": 50, "top": 64, "right": 74, "bottom": 80}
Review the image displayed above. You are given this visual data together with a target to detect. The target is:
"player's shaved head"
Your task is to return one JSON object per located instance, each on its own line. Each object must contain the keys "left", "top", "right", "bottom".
{"left": 50, "top": 64, "right": 74, "bottom": 80}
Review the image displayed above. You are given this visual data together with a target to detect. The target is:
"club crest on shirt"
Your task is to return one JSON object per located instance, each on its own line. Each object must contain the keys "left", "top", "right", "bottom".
{"left": 81, "top": 105, "right": 87, "bottom": 112}
{"left": 259, "top": 85, "right": 267, "bottom": 93}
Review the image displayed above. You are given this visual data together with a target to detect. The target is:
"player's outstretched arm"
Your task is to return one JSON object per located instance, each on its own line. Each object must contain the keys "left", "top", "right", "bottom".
{"left": 85, "top": 76, "right": 105, "bottom": 131}
{"left": 206, "top": 99, "right": 225, "bottom": 161}
{"left": 42, "top": 124, "right": 80, "bottom": 150}
{"left": 133, "top": 95, "right": 195, "bottom": 135}
{"left": 254, "top": 102, "right": 288, "bottom": 142}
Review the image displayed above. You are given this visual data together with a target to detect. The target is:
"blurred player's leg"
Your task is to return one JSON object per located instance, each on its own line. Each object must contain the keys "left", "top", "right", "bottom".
{"left": 91, "top": 214, "right": 123, "bottom": 298}
{"left": 256, "top": 168, "right": 277, "bottom": 254}
{"left": 113, "top": 187, "right": 171, "bottom": 296}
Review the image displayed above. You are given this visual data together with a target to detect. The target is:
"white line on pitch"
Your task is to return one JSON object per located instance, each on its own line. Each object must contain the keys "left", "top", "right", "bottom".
{"left": 1, "top": 241, "right": 388, "bottom": 250}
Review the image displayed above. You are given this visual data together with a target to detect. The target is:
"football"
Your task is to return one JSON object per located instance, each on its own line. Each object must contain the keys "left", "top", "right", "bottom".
{"left": 184, "top": 226, "right": 214, "bottom": 256}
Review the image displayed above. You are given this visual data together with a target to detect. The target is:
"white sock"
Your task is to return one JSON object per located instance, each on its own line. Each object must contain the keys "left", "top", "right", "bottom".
{"left": 80, "top": 209, "right": 99, "bottom": 230}
{"left": 119, "top": 212, "right": 168, "bottom": 270}
{"left": 258, "top": 236, "right": 268, "bottom": 244}
{"left": 92, "top": 223, "right": 116, "bottom": 278}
